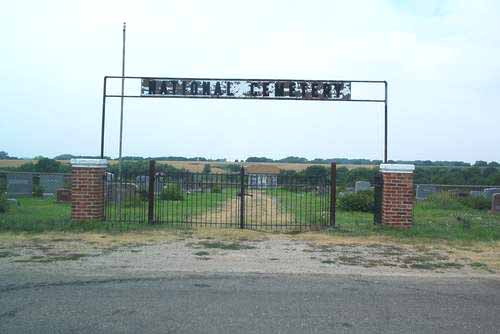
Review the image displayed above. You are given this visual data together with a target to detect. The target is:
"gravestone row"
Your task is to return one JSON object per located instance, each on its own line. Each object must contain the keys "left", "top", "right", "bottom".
{"left": 4, "top": 173, "right": 67, "bottom": 197}
{"left": 416, "top": 185, "right": 500, "bottom": 201}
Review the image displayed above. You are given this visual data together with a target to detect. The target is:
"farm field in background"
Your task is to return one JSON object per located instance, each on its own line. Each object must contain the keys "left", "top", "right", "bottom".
{"left": 0, "top": 159, "right": 376, "bottom": 173}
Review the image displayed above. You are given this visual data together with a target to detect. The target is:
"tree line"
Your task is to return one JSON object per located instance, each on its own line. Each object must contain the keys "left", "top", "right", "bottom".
{"left": 1, "top": 155, "right": 499, "bottom": 187}
{"left": 2, "top": 152, "right": 498, "bottom": 168}
{"left": 245, "top": 156, "right": 498, "bottom": 167}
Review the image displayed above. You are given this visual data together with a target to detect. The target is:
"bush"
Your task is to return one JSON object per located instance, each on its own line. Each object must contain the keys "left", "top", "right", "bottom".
{"left": 202, "top": 164, "right": 212, "bottom": 174}
{"left": 211, "top": 184, "right": 222, "bottom": 193}
{"left": 0, "top": 192, "right": 8, "bottom": 213}
{"left": 459, "top": 196, "right": 491, "bottom": 210}
{"left": 33, "top": 184, "right": 44, "bottom": 198}
{"left": 338, "top": 190, "right": 374, "bottom": 212}
{"left": 160, "top": 184, "right": 184, "bottom": 201}
{"left": 123, "top": 192, "right": 147, "bottom": 208}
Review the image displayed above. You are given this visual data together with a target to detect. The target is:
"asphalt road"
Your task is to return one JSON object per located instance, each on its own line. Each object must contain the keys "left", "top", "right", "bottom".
{"left": 1, "top": 272, "right": 499, "bottom": 334}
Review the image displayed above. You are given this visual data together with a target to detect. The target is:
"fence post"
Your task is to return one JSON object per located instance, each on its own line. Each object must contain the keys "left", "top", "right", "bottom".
{"left": 330, "top": 162, "right": 337, "bottom": 227}
{"left": 148, "top": 160, "right": 156, "bottom": 224}
{"left": 239, "top": 166, "right": 245, "bottom": 229}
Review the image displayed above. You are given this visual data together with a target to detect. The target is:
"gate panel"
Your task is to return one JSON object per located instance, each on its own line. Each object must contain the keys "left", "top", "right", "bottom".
{"left": 104, "top": 171, "right": 148, "bottom": 223}
{"left": 154, "top": 171, "right": 240, "bottom": 228}
{"left": 104, "top": 161, "right": 333, "bottom": 231}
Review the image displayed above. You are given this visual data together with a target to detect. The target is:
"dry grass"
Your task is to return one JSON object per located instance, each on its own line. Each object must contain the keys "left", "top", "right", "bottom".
{"left": 1, "top": 230, "right": 499, "bottom": 271}
{"left": 0, "top": 160, "right": 37, "bottom": 168}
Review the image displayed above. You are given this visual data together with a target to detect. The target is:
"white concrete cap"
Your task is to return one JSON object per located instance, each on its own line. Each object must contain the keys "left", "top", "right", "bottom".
{"left": 379, "top": 164, "right": 415, "bottom": 173}
{"left": 70, "top": 158, "right": 108, "bottom": 168}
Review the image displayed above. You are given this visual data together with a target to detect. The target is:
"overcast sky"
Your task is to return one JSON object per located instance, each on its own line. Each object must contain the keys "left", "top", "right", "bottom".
{"left": 1, "top": 0, "right": 499, "bottom": 162}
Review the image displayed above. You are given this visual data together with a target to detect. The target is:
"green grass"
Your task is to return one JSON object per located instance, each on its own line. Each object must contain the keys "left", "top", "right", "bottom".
{"left": 106, "top": 188, "right": 238, "bottom": 224}
{"left": 470, "top": 262, "right": 495, "bottom": 273}
{"left": 409, "top": 262, "right": 464, "bottom": 270}
{"left": 195, "top": 240, "right": 256, "bottom": 250}
{"left": 193, "top": 250, "right": 210, "bottom": 256}
{"left": 2, "top": 194, "right": 500, "bottom": 242}
{"left": 328, "top": 204, "right": 500, "bottom": 242}
{"left": 0, "top": 198, "right": 187, "bottom": 233}
{"left": 269, "top": 189, "right": 330, "bottom": 226}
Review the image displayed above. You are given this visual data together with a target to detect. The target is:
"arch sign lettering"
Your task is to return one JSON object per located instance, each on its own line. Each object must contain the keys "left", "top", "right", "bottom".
{"left": 100, "top": 76, "right": 388, "bottom": 161}
{"left": 141, "top": 78, "right": 352, "bottom": 101}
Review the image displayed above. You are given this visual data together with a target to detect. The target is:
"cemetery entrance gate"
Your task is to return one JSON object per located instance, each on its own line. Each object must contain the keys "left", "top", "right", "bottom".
{"left": 105, "top": 160, "right": 336, "bottom": 231}
{"left": 100, "top": 76, "right": 387, "bottom": 230}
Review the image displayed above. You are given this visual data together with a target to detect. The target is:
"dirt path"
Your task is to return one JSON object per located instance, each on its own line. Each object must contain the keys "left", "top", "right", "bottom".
{"left": 191, "top": 190, "right": 294, "bottom": 229}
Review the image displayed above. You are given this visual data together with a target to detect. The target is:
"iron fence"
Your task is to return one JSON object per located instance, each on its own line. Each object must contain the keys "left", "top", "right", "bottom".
{"left": 104, "top": 161, "right": 335, "bottom": 231}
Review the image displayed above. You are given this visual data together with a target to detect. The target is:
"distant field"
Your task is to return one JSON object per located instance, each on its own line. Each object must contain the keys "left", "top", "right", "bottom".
{"left": 107, "top": 160, "right": 376, "bottom": 172}
{"left": 0, "top": 159, "right": 376, "bottom": 172}
{"left": 0, "top": 160, "right": 33, "bottom": 168}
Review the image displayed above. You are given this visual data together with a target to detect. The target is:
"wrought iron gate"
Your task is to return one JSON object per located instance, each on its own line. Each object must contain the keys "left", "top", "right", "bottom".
{"left": 105, "top": 161, "right": 336, "bottom": 231}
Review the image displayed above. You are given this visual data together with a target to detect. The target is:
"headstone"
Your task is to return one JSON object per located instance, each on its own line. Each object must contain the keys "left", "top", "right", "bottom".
{"left": 469, "top": 190, "right": 483, "bottom": 198}
{"left": 492, "top": 193, "right": 500, "bottom": 213}
{"left": 136, "top": 175, "right": 149, "bottom": 184}
{"left": 354, "top": 181, "right": 371, "bottom": 193}
{"left": 416, "top": 184, "right": 438, "bottom": 200}
{"left": 40, "top": 174, "right": 65, "bottom": 195}
{"left": 136, "top": 175, "right": 149, "bottom": 192}
{"left": 56, "top": 188, "right": 71, "bottom": 203}
{"left": 106, "top": 182, "right": 138, "bottom": 202}
{"left": 484, "top": 188, "right": 500, "bottom": 199}
{"left": 7, "top": 198, "right": 20, "bottom": 207}
{"left": 6, "top": 173, "right": 33, "bottom": 197}
{"left": 106, "top": 172, "right": 114, "bottom": 182}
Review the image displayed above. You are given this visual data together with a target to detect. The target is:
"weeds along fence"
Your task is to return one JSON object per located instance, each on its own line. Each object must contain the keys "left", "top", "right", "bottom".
{"left": 104, "top": 161, "right": 334, "bottom": 231}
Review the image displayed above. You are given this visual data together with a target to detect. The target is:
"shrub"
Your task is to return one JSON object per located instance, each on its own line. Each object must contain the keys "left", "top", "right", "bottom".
{"left": 138, "top": 190, "right": 148, "bottom": 201}
{"left": 202, "top": 164, "right": 211, "bottom": 174}
{"left": 160, "top": 184, "right": 184, "bottom": 201}
{"left": 458, "top": 196, "right": 491, "bottom": 210}
{"left": 0, "top": 191, "right": 8, "bottom": 213}
{"left": 338, "top": 190, "right": 374, "bottom": 212}
{"left": 211, "top": 184, "right": 222, "bottom": 193}
{"left": 123, "top": 192, "right": 147, "bottom": 208}
{"left": 33, "top": 184, "right": 44, "bottom": 198}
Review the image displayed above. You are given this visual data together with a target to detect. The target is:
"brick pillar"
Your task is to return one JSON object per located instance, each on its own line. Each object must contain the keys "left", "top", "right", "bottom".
{"left": 70, "top": 159, "right": 108, "bottom": 221}
{"left": 377, "top": 164, "right": 415, "bottom": 228}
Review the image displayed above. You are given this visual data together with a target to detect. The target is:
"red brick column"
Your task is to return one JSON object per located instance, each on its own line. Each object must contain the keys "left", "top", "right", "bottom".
{"left": 378, "top": 164, "right": 415, "bottom": 228}
{"left": 70, "top": 159, "right": 108, "bottom": 221}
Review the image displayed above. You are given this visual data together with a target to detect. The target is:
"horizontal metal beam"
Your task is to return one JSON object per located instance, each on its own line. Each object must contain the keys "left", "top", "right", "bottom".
{"left": 104, "top": 94, "right": 386, "bottom": 103}
{"left": 104, "top": 75, "right": 387, "bottom": 85}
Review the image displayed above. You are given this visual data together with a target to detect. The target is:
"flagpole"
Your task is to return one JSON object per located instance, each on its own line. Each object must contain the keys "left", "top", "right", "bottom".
{"left": 118, "top": 22, "right": 126, "bottom": 179}
{"left": 118, "top": 22, "right": 126, "bottom": 220}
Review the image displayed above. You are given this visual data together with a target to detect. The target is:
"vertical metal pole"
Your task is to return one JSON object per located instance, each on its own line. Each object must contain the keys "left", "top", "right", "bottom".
{"left": 100, "top": 77, "right": 107, "bottom": 158}
{"left": 148, "top": 160, "right": 156, "bottom": 224}
{"left": 330, "top": 162, "right": 337, "bottom": 227}
{"left": 239, "top": 166, "right": 245, "bottom": 229}
{"left": 384, "top": 81, "right": 388, "bottom": 163}
{"left": 118, "top": 22, "right": 127, "bottom": 178}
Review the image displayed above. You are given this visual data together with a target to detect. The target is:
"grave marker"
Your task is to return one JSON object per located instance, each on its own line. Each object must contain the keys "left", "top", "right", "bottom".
{"left": 40, "top": 174, "right": 65, "bottom": 195}
{"left": 6, "top": 173, "right": 33, "bottom": 197}
{"left": 469, "top": 190, "right": 483, "bottom": 197}
{"left": 484, "top": 188, "right": 500, "bottom": 199}
{"left": 354, "top": 181, "right": 371, "bottom": 193}
{"left": 416, "top": 184, "right": 438, "bottom": 200}
{"left": 492, "top": 193, "right": 500, "bottom": 213}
